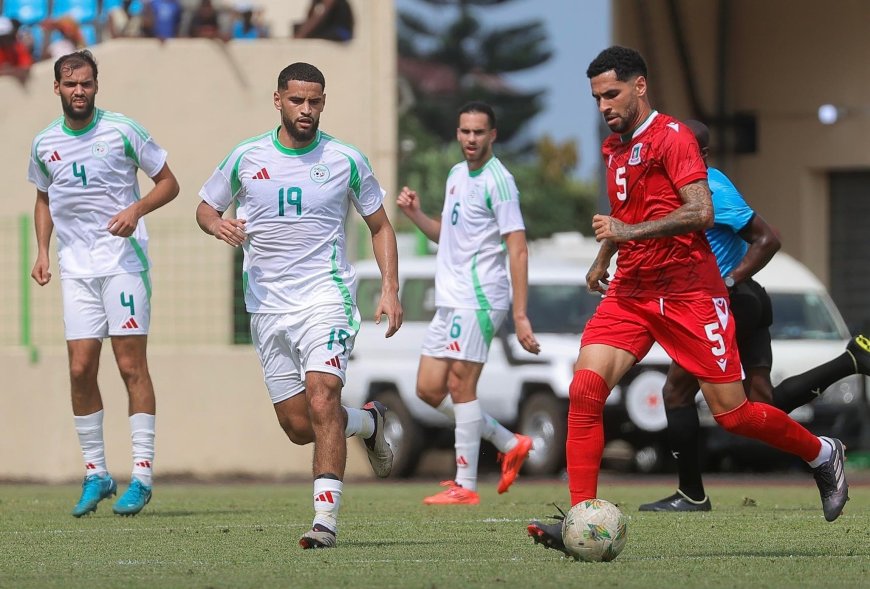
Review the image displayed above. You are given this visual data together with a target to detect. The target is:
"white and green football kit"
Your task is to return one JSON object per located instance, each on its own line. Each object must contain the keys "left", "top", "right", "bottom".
{"left": 200, "top": 128, "right": 385, "bottom": 402}
{"left": 421, "top": 156, "right": 525, "bottom": 362}
{"left": 27, "top": 108, "right": 167, "bottom": 339}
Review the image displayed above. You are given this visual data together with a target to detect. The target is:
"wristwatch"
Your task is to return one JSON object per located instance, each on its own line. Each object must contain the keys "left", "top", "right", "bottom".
{"left": 724, "top": 275, "right": 736, "bottom": 289}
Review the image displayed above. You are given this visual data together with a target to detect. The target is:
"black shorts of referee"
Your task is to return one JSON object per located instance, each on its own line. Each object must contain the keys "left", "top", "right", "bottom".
{"left": 728, "top": 277, "right": 773, "bottom": 370}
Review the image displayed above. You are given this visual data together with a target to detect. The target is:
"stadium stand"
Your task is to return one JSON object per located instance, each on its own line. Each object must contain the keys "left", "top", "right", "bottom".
{"left": 2, "top": 0, "right": 50, "bottom": 25}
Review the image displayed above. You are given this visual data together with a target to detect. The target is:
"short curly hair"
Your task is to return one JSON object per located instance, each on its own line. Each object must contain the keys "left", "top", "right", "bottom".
{"left": 586, "top": 46, "right": 647, "bottom": 81}
{"left": 277, "top": 62, "right": 325, "bottom": 91}
{"left": 54, "top": 50, "right": 98, "bottom": 82}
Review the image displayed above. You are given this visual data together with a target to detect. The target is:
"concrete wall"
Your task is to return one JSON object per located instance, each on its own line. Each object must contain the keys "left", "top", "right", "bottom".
{"left": 0, "top": 347, "right": 373, "bottom": 482}
{"left": 612, "top": 0, "right": 870, "bottom": 284}
{"left": 0, "top": 0, "right": 396, "bottom": 481}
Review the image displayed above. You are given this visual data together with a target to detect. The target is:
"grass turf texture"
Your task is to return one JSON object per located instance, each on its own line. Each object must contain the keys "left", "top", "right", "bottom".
{"left": 1, "top": 478, "right": 868, "bottom": 589}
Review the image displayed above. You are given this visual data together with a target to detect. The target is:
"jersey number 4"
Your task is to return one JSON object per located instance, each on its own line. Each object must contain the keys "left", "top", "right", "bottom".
{"left": 73, "top": 162, "right": 88, "bottom": 187}
{"left": 278, "top": 187, "right": 303, "bottom": 216}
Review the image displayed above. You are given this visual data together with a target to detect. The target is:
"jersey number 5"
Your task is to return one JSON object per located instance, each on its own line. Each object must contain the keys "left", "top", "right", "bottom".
{"left": 615, "top": 166, "right": 627, "bottom": 201}
{"left": 278, "top": 187, "right": 302, "bottom": 216}
{"left": 704, "top": 322, "right": 726, "bottom": 357}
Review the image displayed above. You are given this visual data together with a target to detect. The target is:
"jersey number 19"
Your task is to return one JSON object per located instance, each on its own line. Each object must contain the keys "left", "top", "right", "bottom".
{"left": 278, "top": 187, "right": 303, "bottom": 216}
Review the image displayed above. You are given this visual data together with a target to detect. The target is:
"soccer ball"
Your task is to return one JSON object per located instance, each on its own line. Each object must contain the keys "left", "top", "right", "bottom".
{"left": 561, "top": 498, "right": 628, "bottom": 562}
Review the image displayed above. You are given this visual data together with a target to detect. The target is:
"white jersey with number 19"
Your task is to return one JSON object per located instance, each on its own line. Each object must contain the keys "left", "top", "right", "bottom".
{"left": 27, "top": 108, "right": 168, "bottom": 278}
{"left": 199, "top": 128, "right": 385, "bottom": 317}
{"left": 436, "top": 156, "right": 525, "bottom": 310}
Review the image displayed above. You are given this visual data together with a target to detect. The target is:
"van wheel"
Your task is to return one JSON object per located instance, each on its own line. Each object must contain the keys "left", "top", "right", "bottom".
{"left": 372, "top": 389, "right": 424, "bottom": 478}
{"left": 518, "top": 392, "right": 567, "bottom": 476}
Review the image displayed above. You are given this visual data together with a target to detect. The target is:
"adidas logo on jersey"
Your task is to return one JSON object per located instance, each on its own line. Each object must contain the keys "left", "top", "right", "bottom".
{"left": 48, "top": 150, "right": 62, "bottom": 163}
{"left": 325, "top": 355, "right": 341, "bottom": 368}
{"left": 121, "top": 318, "right": 140, "bottom": 329}
{"left": 252, "top": 167, "right": 271, "bottom": 180}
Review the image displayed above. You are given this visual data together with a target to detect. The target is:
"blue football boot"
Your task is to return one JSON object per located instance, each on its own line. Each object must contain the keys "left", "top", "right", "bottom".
{"left": 112, "top": 477, "right": 152, "bottom": 516}
{"left": 72, "top": 473, "right": 117, "bottom": 518}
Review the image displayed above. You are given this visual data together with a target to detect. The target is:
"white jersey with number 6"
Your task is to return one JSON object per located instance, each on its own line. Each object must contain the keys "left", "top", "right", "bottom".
{"left": 436, "top": 156, "right": 525, "bottom": 311}
{"left": 27, "top": 109, "right": 168, "bottom": 278}
{"left": 199, "top": 128, "right": 385, "bottom": 317}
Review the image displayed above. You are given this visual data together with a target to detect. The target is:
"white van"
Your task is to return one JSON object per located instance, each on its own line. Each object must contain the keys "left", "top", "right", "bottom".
{"left": 342, "top": 234, "right": 861, "bottom": 476}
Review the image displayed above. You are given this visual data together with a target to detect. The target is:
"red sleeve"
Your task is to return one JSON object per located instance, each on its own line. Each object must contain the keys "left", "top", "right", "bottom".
{"left": 661, "top": 124, "right": 706, "bottom": 190}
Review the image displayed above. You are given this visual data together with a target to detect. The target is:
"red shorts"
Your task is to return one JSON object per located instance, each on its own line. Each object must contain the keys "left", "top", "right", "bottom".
{"left": 581, "top": 295, "right": 743, "bottom": 383}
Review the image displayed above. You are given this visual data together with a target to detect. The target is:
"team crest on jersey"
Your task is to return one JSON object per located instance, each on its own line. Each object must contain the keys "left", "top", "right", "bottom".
{"left": 92, "top": 141, "right": 109, "bottom": 158}
{"left": 310, "top": 164, "right": 330, "bottom": 183}
{"left": 628, "top": 143, "right": 643, "bottom": 165}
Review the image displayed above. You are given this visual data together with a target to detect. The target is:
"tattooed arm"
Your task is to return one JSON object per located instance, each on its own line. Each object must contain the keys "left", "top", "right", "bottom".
{"left": 586, "top": 239, "right": 618, "bottom": 293}
{"left": 592, "top": 179, "right": 714, "bottom": 243}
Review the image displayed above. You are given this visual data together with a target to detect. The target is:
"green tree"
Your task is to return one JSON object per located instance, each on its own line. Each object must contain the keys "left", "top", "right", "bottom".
{"left": 398, "top": 0, "right": 552, "bottom": 145}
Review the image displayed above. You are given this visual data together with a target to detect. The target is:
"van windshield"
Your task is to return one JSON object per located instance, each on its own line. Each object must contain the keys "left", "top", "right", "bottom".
{"left": 768, "top": 292, "right": 847, "bottom": 340}
{"left": 508, "top": 283, "right": 601, "bottom": 335}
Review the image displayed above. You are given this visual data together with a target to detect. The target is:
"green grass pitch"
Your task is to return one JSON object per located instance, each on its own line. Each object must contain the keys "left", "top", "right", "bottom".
{"left": 1, "top": 477, "right": 868, "bottom": 588}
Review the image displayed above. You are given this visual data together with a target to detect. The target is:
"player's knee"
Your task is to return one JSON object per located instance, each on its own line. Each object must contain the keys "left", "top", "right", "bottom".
{"left": 306, "top": 390, "right": 341, "bottom": 423}
{"left": 115, "top": 357, "right": 148, "bottom": 385}
{"left": 445, "top": 373, "right": 474, "bottom": 402}
{"left": 68, "top": 360, "right": 98, "bottom": 385}
{"left": 277, "top": 413, "right": 313, "bottom": 445}
{"left": 416, "top": 386, "right": 441, "bottom": 407}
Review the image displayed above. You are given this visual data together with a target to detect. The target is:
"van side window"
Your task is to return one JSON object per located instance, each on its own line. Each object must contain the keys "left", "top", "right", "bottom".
{"left": 402, "top": 279, "right": 437, "bottom": 322}
{"left": 356, "top": 278, "right": 383, "bottom": 320}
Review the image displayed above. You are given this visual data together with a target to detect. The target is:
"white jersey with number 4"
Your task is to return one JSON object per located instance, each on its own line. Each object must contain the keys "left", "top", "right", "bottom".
{"left": 436, "top": 156, "right": 525, "bottom": 310}
{"left": 27, "top": 108, "right": 167, "bottom": 278}
{"left": 199, "top": 128, "right": 385, "bottom": 318}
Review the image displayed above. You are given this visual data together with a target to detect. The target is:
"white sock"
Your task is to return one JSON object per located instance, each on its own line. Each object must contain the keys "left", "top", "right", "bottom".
{"left": 436, "top": 397, "right": 517, "bottom": 453}
{"left": 74, "top": 410, "right": 107, "bottom": 477}
{"left": 312, "top": 477, "right": 343, "bottom": 534}
{"left": 808, "top": 437, "right": 834, "bottom": 468}
{"left": 344, "top": 406, "right": 374, "bottom": 439}
{"left": 130, "top": 413, "right": 155, "bottom": 487}
{"left": 453, "top": 400, "right": 483, "bottom": 491}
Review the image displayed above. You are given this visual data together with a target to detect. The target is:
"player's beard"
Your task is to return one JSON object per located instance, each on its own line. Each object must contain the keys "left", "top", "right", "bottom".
{"left": 62, "top": 94, "right": 95, "bottom": 122}
{"left": 283, "top": 113, "right": 319, "bottom": 143}
{"left": 608, "top": 98, "right": 639, "bottom": 134}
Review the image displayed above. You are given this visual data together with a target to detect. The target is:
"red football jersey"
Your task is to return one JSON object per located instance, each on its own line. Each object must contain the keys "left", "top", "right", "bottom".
{"left": 600, "top": 111, "right": 725, "bottom": 298}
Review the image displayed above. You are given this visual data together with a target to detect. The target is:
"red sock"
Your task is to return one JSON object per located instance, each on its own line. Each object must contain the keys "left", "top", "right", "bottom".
{"left": 566, "top": 369, "right": 611, "bottom": 505}
{"left": 714, "top": 400, "right": 821, "bottom": 462}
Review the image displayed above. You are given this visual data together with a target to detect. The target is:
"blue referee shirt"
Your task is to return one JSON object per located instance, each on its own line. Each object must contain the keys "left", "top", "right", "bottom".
{"left": 705, "top": 167, "right": 755, "bottom": 278}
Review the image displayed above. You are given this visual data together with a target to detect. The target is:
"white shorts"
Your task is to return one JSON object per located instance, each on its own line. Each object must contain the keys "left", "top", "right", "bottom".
{"left": 421, "top": 307, "right": 507, "bottom": 363}
{"left": 250, "top": 304, "right": 360, "bottom": 404}
{"left": 61, "top": 272, "right": 151, "bottom": 340}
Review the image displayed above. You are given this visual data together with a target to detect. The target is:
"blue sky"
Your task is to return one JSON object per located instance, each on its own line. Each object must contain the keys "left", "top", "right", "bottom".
{"left": 395, "top": 0, "right": 612, "bottom": 180}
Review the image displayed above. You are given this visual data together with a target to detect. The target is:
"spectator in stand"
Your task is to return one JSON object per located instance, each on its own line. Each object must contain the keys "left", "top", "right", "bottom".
{"left": 0, "top": 16, "right": 32, "bottom": 81}
{"left": 106, "top": 0, "right": 143, "bottom": 38}
{"left": 293, "top": 0, "right": 353, "bottom": 42}
{"left": 231, "top": 3, "right": 267, "bottom": 40}
{"left": 42, "top": 17, "right": 86, "bottom": 62}
{"left": 187, "top": 0, "right": 221, "bottom": 39}
{"left": 142, "top": 0, "right": 182, "bottom": 40}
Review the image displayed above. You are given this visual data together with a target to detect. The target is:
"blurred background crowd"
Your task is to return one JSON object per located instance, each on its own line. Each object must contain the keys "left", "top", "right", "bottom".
{"left": 0, "top": 0, "right": 354, "bottom": 82}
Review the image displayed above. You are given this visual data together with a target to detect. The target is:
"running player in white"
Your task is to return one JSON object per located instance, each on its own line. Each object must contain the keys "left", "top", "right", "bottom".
{"left": 196, "top": 62, "right": 403, "bottom": 549}
{"left": 28, "top": 50, "right": 180, "bottom": 517}
{"left": 398, "top": 101, "right": 541, "bottom": 505}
